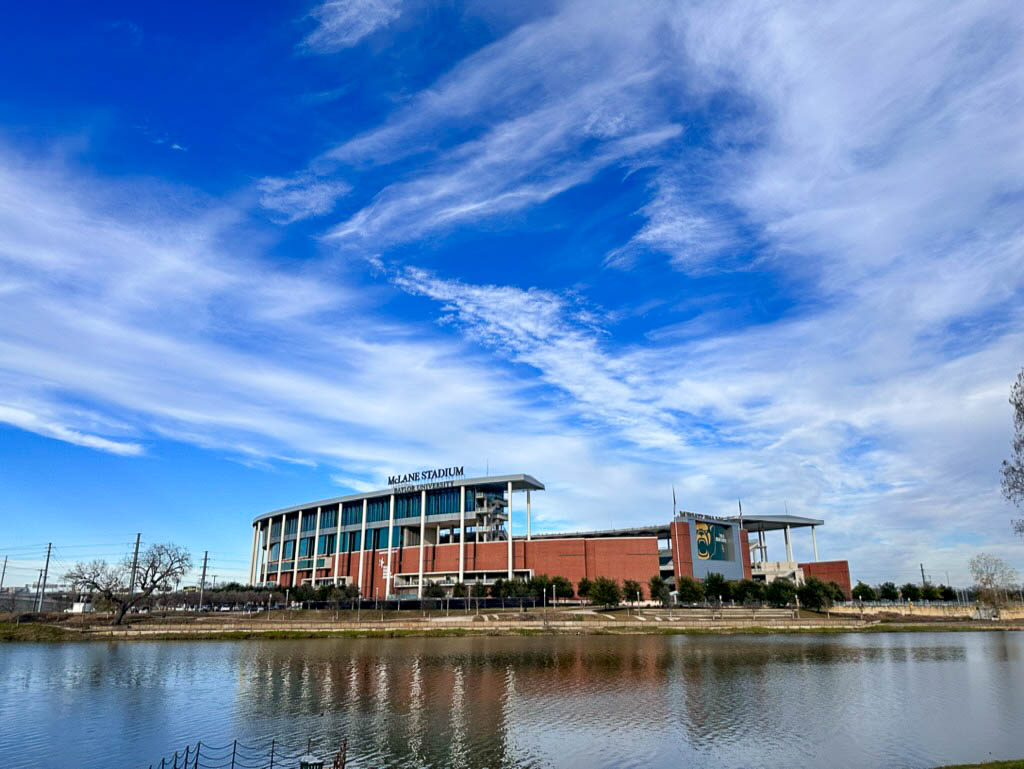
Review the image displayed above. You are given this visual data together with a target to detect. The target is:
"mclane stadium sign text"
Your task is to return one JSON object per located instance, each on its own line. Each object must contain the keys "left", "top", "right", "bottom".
{"left": 388, "top": 466, "right": 465, "bottom": 493}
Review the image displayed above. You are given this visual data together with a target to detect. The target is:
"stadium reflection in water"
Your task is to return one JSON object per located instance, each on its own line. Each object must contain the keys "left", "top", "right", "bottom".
{"left": 1, "top": 633, "right": 1022, "bottom": 769}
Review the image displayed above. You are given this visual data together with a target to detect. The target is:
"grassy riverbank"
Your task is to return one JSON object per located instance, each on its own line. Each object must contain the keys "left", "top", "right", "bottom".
{"left": 3, "top": 618, "right": 1021, "bottom": 642}
{"left": 934, "top": 760, "right": 1024, "bottom": 768}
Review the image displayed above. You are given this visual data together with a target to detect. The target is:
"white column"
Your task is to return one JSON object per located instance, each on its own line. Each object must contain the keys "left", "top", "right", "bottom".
{"left": 333, "top": 504, "right": 343, "bottom": 585}
{"left": 312, "top": 506, "right": 322, "bottom": 586}
{"left": 357, "top": 499, "right": 368, "bottom": 594}
{"left": 386, "top": 494, "right": 395, "bottom": 597}
{"left": 256, "top": 521, "right": 266, "bottom": 585}
{"left": 759, "top": 530, "right": 766, "bottom": 562}
{"left": 526, "top": 489, "right": 531, "bottom": 541}
{"left": 275, "top": 514, "right": 286, "bottom": 587}
{"left": 417, "top": 490, "right": 427, "bottom": 597}
{"left": 292, "top": 510, "right": 303, "bottom": 588}
{"left": 811, "top": 526, "right": 819, "bottom": 562}
{"left": 458, "top": 485, "right": 466, "bottom": 584}
{"left": 248, "top": 524, "right": 259, "bottom": 585}
{"left": 784, "top": 525, "right": 793, "bottom": 562}
{"left": 506, "top": 481, "right": 513, "bottom": 580}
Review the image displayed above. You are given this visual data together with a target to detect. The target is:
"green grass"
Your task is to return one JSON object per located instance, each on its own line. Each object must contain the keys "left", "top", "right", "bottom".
{"left": 932, "top": 760, "right": 1024, "bottom": 768}
{"left": 0, "top": 622, "right": 84, "bottom": 642}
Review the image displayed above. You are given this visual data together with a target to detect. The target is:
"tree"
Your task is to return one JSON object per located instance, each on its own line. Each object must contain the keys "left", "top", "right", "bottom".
{"left": 551, "top": 576, "right": 574, "bottom": 599}
{"left": 899, "top": 583, "right": 921, "bottom": 602}
{"left": 623, "top": 579, "right": 643, "bottom": 603}
{"left": 878, "top": 582, "right": 899, "bottom": 601}
{"left": 1001, "top": 367, "right": 1024, "bottom": 506}
{"left": 765, "top": 578, "right": 796, "bottom": 608}
{"left": 703, "top": 572, "right": 730, "bottom": 603}
{"left": 589, "top": 577, "right": 622, "bottom": 607}
{"left": 969, "top": 553, "right": 1019, "bottom": 607}
{"left": 527, "top": 574, "right": 552, "bottom": 600}
{"left": 826, "top": 582, "right": 846, "bottom": 603}
{"left": 649, "top": 575, "right": 669, "bottom": 605}
{"left": 423, "top": 582, "right": 445, "bottom": 599}
{"left": 939, "top": 584, "right": 957, "bottom": 601}
{"left": 65, "top": 544, "right": 192, "bottom": 626}
{"left": 736, "top": 579, "right": 766, "bottom": 603}
{"left": 676, "top": 577, "right": 705, "bottom": 603}
{"left": 576, "top": 577, "right": 592, "bottom": 599}
{"left": 921, "top": 583, "right": 941, "bottom": 601}
{"left": 797, "top": 577, "right": 834, "bottom": 610}
{"left": 471, "top": 582, "right": 488, "bottom": 598}
{"left": 490, "top": 578, "right": 507, "bottom": 598}
{"left": 452, "top": 582, "right": 467, "bottom": 598}
{"left": 852, "top": 581, "right": 877, "bottom": 601}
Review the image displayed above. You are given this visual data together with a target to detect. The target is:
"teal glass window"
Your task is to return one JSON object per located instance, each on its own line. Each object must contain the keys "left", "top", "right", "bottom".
{"left": 283, "top": 540, "right": 295, "bottom": 559}
{"left": 302, "top": 514, "right": 317, "bottom": 532}
{"left": 318, "top": 534, "right": 335, "bottom": 554}
{"left": 320, "top": 509, "right": 338, "bottom": 529}
{"left": 298, "top": 537, "right": 314, "bottom": 557}
{"left": 342, "top": 502, "right": 362, "bottom": 526}
{"left": 284, "top": 517, "right": 298, "bottom": 536}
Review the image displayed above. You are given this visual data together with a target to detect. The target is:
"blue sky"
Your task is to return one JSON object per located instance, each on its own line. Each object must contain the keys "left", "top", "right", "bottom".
{"left": 1, "top": 0, "right": 1022, "bottom": 587}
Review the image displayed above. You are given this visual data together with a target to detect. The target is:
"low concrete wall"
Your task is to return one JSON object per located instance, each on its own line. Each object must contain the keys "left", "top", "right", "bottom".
{"left": 831, "top": 603, "right": 1024, "bottom": 620}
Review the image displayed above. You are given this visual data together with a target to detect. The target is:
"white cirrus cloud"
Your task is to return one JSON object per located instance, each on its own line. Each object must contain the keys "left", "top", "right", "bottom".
{"left": 300, "top": 0, "right": 401, "bottom": 53}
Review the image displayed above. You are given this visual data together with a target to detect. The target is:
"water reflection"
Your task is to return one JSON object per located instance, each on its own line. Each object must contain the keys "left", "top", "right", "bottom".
{"left": 0, "top": 633, "right": 1022, "bottom": 769}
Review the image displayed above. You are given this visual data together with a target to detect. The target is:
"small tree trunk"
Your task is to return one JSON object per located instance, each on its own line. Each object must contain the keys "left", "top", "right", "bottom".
{"left": 112, "top": 601, "right": 130, "bottom": 626}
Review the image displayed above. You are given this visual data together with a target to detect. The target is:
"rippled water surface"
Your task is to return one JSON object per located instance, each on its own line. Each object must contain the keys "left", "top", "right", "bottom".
{"left": 1, "top": 632, "right": 1022, "bottom": 768}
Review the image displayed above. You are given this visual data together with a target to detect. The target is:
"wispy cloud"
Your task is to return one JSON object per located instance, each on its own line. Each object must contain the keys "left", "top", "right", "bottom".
{"left": 258, "top": 174, "right": 350, "bottom": 223}
{"left": 299, "top": 0, "right": 401, "bottom": 53}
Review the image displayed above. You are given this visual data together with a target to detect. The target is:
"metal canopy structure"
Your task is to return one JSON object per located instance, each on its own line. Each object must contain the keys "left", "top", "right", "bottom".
{"left": 723, "top": 514, "right": 824, "bottom": 533}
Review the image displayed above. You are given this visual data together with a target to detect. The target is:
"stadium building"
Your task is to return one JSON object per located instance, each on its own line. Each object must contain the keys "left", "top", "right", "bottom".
{"left": 247, "top": 470, "right": 851, "bottom": 599}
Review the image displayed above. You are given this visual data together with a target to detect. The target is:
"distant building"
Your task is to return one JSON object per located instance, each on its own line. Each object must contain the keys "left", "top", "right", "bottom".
{"left": 247, "top": 472, "right": 851, "bottom": 599}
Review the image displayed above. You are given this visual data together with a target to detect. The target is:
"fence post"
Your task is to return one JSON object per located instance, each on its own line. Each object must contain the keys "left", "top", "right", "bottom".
{"left": 160, "top": 759, "right": 165, "bottom": 769}
{"left": 231, "top": 739, "right": 237, "bottom": 769}
{"left": 194, "top": 742, "right": 200, "bottom": 769}
{"left": 269, "top": 739, "right": 275, "bottom": 769}
{"left": 183, "top": 746, "right": 190, "bottom": 768}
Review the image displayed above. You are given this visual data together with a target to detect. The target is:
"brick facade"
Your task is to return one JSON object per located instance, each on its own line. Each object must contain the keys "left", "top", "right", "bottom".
{"left": 799, "top": 560, "right": 852, "bottom": 599}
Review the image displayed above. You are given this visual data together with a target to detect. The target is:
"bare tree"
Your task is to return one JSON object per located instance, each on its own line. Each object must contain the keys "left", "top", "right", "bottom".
{"left": 65, "top": 544, "right": 192, "bottom": 625}
{"left": 968, "top": 553, "right": 1018, "bottom": 608}
{"left": 1002, "top": 368, "right": 1024, "bottom": 507}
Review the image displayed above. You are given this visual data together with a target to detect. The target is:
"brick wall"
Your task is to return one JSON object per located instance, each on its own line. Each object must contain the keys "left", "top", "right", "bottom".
{"left": 799, "top": 560, "right": 852, "bottom": 599}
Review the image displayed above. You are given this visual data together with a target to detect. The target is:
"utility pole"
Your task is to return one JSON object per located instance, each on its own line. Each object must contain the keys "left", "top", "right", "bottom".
{"left": 34, "top": 569, "right": 43, "bottom": 611}
{"left": 36, "top": 543, "right": 52, "bottom": 612}
{"left": 920, "top": 563, "right": 927, "bottom": 587}
{"left": 197, "top": 551, "right": 209, "bottom": 612}
{"left": 128, "top": 533, "right": 141, "bottom": 596}
{"left": 0, "top": 555, "right": 7, "bottom": 592}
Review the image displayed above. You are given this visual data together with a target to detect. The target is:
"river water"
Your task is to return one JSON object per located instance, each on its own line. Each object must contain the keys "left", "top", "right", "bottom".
{"left": 1, "top": 632, "right": 1022, "bottom": 769}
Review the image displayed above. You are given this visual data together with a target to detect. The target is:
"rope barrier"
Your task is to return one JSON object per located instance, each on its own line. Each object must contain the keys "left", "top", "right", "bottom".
{"left": 141, "top": 736, "right": 338, "bottom": 769}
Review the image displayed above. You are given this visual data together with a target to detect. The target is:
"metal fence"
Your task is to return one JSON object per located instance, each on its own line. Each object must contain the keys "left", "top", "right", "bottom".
{"left": 146, "top": 738, "right": 346, "bottom": 769}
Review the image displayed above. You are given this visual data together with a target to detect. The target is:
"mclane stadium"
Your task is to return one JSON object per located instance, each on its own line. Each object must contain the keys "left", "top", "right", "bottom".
{"left": 246, "top": 468, "right": 851, "bottom": 599}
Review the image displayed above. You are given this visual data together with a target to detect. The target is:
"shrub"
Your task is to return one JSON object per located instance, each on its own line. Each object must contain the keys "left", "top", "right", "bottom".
{"left": 878, "top": 582, "right": 899, "bottom": 601}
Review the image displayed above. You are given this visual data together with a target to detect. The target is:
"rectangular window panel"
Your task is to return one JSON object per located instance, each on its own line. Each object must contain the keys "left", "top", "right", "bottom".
{"left": 320, "top": 509, "right": 337, "bottom": 529}
{"left": 284, "top": 517, "right": 298, "bottom": 536}
{"left": 283, "top": 540, "right": 295, "bottom": 559}
{"left": 269, "top": 543, "right": 280, "bottom": 561}
{"left": 302, "top": 515, "right": 317, "bottom": 532}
